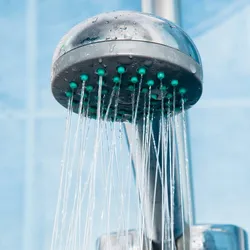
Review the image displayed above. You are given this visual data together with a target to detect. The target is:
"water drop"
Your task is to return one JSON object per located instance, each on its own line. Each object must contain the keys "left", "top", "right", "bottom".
{"left": 109, "top": 44, "right": 116, "bottom": 52}
{"left": 98, "top": 58, "right": 103, "bottom": 63}
{"left": 144, "top": 60, "right": 153, "bottom": 67}
{"left": 169, "top": 22, "right": 176, "bottom": 28}
{"left": 190, "top": 64, "right": 196, "bottom": 73}
{"left": 120, "top": 26, "right": 127, "bottom": 30}
{"left": 92, "top": 17, "right": 98, "bottom": 23}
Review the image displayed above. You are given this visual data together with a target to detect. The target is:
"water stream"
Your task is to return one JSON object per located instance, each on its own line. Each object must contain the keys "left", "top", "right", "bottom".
{"left": 50, "top": 80, "right": 192, "bottom": 250}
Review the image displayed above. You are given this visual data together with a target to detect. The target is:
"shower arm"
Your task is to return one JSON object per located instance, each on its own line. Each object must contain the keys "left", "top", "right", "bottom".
{"left": 124, "top": 115, "right": 187, "bottom": 244}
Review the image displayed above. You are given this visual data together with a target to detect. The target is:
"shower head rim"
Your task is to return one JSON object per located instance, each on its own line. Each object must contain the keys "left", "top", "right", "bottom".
{"left": 51, "top": 40, "right": 203, "bottom": 121}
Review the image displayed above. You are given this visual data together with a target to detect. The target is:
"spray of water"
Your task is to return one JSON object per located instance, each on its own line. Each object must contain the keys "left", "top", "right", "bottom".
{"left": 50, "top": 80, "right": 192, "bottom": 250}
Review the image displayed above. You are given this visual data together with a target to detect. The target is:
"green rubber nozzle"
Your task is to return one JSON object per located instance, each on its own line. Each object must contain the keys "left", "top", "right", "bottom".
{"left": 65, "top": 91, "right": 73, "bottom": 98}
{"left": 146, "top": 80, "right": 154, "bottom": 86}
{"left": 127, "top": 85, "right": 135, "bottom": 92}
{"left": 138, "top": 67, "right": 146, "bottom": 75}
{"left": 157, "top": 72, "right": 165, "bottom": 80}
{"left": 80, "top": 74, "right": 89, "bottom": 82}
{"left": 160, "top": 85, "right": 167, "bottom": 91}
{"left": 179, "top": 88, "right": 187, "bottom": 95}
{"left": 171, "top": 79, "right": 179, "bottom": 87}
{"left": 141, "top": 88, "right": 149, "bottom": 93}
{"left": 166, "top": 93, "right": 172, "bottom": 99}
{"left": 151, "top": 94, "right": 158, "bottom": 100}
{"left": 117, "top": 66, "right": 126, "bottom": 74}
{"left": 97, "top": 68, "right": 105, "bottom": 76}
{"left": 113, "top": 76, "right": 120, "bottom": 84}
{"left": 86, "top": 85, "right": 94, "bottom": 92}
{"left": 131, "top": 76, "right": 139, "bottom": 84}
{"left": 69, "top": 82, "right": 77, "bottom": 89}
{"left": 102, "top": 89, "right": 108, "bottom": 95}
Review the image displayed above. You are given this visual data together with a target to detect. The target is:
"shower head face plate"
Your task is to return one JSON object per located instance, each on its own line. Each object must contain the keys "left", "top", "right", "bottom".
{"left": 51, "top": 11, "right": 203, "bottom": 122}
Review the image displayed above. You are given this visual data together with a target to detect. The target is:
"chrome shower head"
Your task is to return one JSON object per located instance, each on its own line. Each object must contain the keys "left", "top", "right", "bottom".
{"left": 51, "top": 11, "right": 203, "bottom": 121}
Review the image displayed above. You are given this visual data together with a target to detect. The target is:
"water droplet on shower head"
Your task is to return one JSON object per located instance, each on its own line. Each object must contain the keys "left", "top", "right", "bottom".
{"left": 190, "top": 64, "right": 196, "bottom": 73}
{"left": 92, "top": 17, "right": 98, "bottom": 23}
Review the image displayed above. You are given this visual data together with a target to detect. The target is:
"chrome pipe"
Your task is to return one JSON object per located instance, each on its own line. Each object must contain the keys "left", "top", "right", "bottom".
{"left": 97, "top": 225, "right": 248, "bottom": 250}
{"left": 177, "top": 224, "right": 248, "bottom": 250}
{"left": 124, "top": 118, "right": 184, "bottom": 243}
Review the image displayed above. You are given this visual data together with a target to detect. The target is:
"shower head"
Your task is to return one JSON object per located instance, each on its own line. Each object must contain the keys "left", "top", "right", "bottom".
{"left": 51, "top": 11, "right": 203, "bottom": 121}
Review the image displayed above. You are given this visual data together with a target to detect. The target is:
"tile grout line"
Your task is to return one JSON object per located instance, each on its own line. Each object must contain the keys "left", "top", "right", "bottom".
{"left": 23, "top": 0, "right": 37, "bottom": 249}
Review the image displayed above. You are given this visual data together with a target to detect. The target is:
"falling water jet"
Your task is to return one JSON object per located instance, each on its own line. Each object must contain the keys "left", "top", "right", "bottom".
{"left": 51, "top": 97, "right": 73, "bottom": 250}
